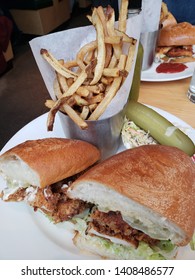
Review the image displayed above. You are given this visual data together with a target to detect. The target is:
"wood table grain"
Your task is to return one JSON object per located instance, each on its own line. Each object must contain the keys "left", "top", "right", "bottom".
{"left": 139, "top": 77, "right": 195, "bottom": 128}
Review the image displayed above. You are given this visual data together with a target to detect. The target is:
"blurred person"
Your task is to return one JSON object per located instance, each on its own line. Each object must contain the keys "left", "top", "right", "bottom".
{"left": 164, "top": 0, "right": 195, "bottom": 25}
{"left": 0, "top": 0, "right": 23, "bottom": 47}
{"left": 0, "top": 14, "right": 12, "bottom": 75}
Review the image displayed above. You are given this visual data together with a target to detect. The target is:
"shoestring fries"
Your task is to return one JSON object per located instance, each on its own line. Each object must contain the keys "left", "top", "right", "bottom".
{"left": 118, "top": 0, "right": 129, "bottom": 33}
{"left": 41, "top": 1, "right": 137, "bottom": 130}
{"left": 40, "top": 49, "right": 78, "bottom": 79}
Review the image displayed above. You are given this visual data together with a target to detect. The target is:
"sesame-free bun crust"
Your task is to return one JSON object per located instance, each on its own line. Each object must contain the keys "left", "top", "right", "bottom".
{"left": 68, "top": 145, "right": 195, "bottom": 246}
{"left": 158, "top": 22, "right": 195, "bottom": 46}
{"left": 0, "top": 138, "right": 100, "bottom": 188}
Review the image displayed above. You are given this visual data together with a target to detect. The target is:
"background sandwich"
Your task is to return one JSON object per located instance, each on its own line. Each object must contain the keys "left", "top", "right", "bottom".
{"left": 156, "top": 22, "right": 195, "bottom": 63}
{"left": 68, "top": 145, "right": 195, "bottom": 259}
{"left": 0, "top": 138, "right": 100, "bottom": 223}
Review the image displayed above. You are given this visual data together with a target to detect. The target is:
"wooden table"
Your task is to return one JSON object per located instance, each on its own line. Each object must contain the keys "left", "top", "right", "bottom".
{"left": 139, "top": 77, "right": 195, "bottom": 129}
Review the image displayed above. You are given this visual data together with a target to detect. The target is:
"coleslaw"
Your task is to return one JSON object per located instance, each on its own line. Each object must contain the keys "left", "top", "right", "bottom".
{"left": 121, "top": 118, "right": 157, "bottom": 149}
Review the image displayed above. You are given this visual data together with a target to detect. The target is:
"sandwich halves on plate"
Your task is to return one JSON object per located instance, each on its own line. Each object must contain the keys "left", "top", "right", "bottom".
{"left": 0, "top": 139, "right": 195, "bottom": 259}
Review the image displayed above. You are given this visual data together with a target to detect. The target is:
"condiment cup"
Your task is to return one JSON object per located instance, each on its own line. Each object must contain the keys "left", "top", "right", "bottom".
{"left": 140, "top": 30, "right": 159, "bottom": 70}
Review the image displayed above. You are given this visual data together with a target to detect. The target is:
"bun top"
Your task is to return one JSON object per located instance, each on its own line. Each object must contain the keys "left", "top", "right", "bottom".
{"left": 69, "top": 145, "right": 195, "bottom": 245}
{"left": 0, "top": 138, "right": 101, "bottom": 188}
{"left": 158, "top": 22, "right": 195, "bottom": 46}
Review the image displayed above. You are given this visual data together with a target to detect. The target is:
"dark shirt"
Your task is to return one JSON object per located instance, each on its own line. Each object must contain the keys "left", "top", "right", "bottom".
{"left": 164, "top": 0, "right": 195, "bottom": 25}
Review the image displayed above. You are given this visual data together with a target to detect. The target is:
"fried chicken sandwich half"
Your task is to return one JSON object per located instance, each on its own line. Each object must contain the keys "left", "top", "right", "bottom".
{"left": 0, "top": 138, "right": 100, "bottom": 223}
{"left": 68, "top": 145, "right": 195, "bottom": 259}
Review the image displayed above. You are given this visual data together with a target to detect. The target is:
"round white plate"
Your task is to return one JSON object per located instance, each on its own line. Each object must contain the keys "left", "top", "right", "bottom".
{"left": 0, "top": 109, "right": 195, "bottom": 260}
{"left": 141, "top": 61, "right": 195, "bottom": 82}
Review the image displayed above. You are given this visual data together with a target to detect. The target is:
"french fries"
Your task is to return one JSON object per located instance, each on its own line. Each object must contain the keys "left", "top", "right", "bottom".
{"left": 118, "top": 0, "right": 129, "bottom": 32}
{"left": 88, "top": 54, "right": 127, "bottom": 120}
{"left": 90, "top": 8, "right": 106, "bottom": 85}
{"left": 41, "top": 0, "right": 137, "bottom": 130}
{"left": 40, "top": 49, "right": 78, "bottom": 79}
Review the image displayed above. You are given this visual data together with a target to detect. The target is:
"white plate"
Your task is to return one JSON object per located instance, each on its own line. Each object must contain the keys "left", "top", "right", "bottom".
{"left": 141, "top": 61, "right": 195, "bottom": 82}
{"left": 0, "top": 109, "right": 195, "bottom": 260}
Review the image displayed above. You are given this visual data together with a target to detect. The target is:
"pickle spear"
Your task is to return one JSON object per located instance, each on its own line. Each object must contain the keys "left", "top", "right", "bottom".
{"left": 125, "top": 100, "right": 195, "bottom": 156}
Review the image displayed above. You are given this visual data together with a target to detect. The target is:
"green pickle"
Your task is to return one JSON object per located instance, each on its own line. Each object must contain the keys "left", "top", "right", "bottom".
{"left": 128, "top": 42, "right": 143, "bottom": 101}
{"left": 125, "top": 100, "right": 195, "bottom": 156}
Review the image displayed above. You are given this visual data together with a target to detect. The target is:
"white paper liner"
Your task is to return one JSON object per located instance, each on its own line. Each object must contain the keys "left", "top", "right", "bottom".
{"left": 141, "top": 0, "right": 162, "bottom": 32}
{"left": 29, "top": 14, "right": 142, "bottom": 120}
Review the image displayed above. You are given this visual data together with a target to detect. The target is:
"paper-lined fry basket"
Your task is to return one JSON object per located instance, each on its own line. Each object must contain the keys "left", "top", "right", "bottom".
{"left": 30, "top": 13, "right": 142, "bottom": 159}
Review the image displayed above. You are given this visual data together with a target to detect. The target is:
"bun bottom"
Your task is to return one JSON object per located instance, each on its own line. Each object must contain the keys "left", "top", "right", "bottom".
{"left": 73, "top": 232, "right": 140, "bottom": 260}
{"left": 72, "top": 218, "right": 178, "bottom": 260}
{"left": 73, "top": 231, "right": 178, "bottom": 260}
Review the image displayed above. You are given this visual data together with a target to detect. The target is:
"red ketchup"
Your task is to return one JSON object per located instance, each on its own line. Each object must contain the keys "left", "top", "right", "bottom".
{"left": 156, "top": 63, "right": 188, "bottom": 73}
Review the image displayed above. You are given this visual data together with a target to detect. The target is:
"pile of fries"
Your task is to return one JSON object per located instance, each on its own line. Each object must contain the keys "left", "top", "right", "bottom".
{"left": 41, "top": 0, "right": 137, "bottom": 130}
